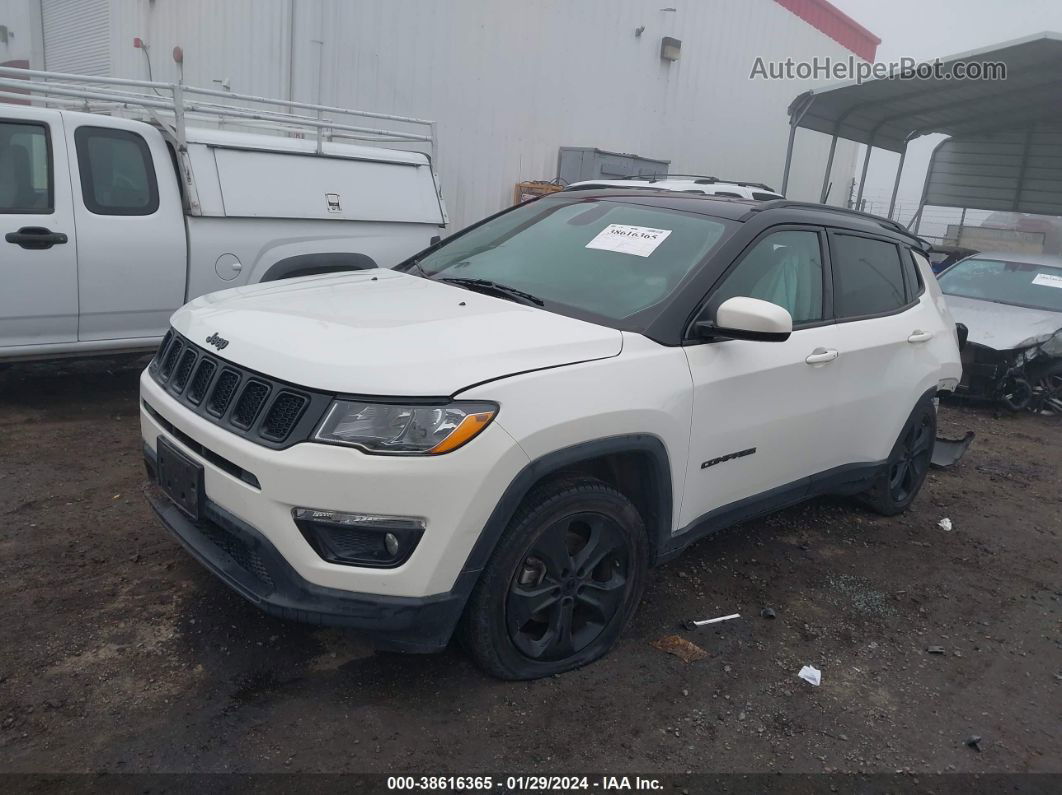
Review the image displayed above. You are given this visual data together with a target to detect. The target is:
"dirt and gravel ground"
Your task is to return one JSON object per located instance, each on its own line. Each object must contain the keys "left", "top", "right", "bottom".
{"left": 0, "top": 356, "right": 1059, "bottom": 776}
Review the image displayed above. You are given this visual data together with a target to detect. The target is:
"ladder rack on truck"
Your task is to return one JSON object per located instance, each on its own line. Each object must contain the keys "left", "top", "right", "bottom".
{"left": 0, "top": 66, "right": 440, "bottom": 210}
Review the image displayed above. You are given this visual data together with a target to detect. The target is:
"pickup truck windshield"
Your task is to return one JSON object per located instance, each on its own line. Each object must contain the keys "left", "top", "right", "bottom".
{"left": 939, "top": 258, "right": 1062, "bottom": 313}
{"left": 414, "top": 198, "right": 730, "bottom": 323}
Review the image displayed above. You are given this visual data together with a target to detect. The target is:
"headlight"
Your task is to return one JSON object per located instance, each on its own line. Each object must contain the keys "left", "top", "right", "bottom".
{"left": 313, "top": 399, "right": 497, "bottom": 454}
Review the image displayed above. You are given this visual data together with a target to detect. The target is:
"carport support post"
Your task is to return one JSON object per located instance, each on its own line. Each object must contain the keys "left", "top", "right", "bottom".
{"left": 887, "top": 141, "right": 908, "bottom": 220}
{"left": 781, "top": 120, "right": 798, "bottom": 196}
{"left": 855, "top": 143, "right": 873, "bottom": 207}
{"left": 911, "top": 202, "right": 925, "bottom": 234}
{"left": 819, "top": 134, "right": 838, "bottom": 204}
{"left": 780, "top": 94, "right": 814, "bottom": 197}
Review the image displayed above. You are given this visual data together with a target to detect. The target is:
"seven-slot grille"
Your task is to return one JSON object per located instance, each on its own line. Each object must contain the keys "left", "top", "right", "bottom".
{"left": 149, "top": 331, "right": 320, "bottom": 447}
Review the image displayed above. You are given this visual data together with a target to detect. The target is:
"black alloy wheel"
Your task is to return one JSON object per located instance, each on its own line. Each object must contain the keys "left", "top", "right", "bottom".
{"left": 1033, "top": 371, "right": 1062, "bottom": 415}
{"left": 887, "top": 410, "right": 934, "bottom": 503}
{"left": 506, "top": 512, "right": 629, "bottom": 661}
{"left": 461, "top": 477, "right": 648, "bottom": 680}
{"left": 859, "top": 396, "right": 937, "bottom": 516}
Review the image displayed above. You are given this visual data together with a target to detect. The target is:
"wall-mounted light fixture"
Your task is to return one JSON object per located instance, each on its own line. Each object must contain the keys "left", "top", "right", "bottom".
{"left": 660, "top": 36, "right": 681, "bottom": 62}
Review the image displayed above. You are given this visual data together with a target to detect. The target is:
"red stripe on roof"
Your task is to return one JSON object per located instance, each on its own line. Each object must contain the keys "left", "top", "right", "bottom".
{"left": 774, "top": 0, "right": 880, "bottom": 61}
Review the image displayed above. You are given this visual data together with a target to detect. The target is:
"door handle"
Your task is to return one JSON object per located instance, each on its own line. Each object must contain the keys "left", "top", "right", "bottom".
{"left": 907, "top": 330, "right": 934, "bottom": 344}
{"left": 805, "top": 347, "right": 839, "bottom": 365}
{"left": 5, "top": 226, "right": 69, "bottom": 250}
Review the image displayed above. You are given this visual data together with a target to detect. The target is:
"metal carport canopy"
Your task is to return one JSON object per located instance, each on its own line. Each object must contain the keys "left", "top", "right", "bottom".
{"left": 781, "top": 31, "right": 1062, "bottom": 215}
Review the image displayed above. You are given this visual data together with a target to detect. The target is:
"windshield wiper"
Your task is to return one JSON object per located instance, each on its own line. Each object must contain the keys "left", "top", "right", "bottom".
{"left": 439, "top": 277, "right": 544, "bottom": 306}
{"left": 405, "top": 256, "right": 430, "bottom": 278}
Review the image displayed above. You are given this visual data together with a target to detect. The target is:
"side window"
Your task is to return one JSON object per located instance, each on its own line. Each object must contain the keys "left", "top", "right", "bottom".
{"left": 74, "top": 126, "right": 159, "bottom": 215}
{"left": 0, "top": 121, "right": 52, "bottom": 213}
{"left": 831, "top": 234, "right": 908, "bottom": 318}
{"left": 906, "top": 249, "right": 928, "bottom": 300}
{"left": 710, "top": 229, "right": 824, "bottom": 325}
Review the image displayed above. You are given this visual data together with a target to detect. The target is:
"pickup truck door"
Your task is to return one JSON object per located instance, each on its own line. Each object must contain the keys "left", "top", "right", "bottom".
{"left": 0, "top": 109, "right": 78, "bottom": 347}
{"left": 63, "top": 115, "right": 186, "bottom": 342}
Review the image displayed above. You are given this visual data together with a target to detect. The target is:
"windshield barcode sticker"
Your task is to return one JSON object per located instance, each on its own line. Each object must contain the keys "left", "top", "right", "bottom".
{"left": 585, "top": 224, "right": 672, "bottom": 257}
{"left": 1032, "top": 272, "right": 1062, "bottom": 289}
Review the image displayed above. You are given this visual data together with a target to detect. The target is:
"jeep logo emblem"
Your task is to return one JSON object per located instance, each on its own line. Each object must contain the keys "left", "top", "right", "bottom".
{"left": 205, "top": 332, "right": 229, "bottom": 350}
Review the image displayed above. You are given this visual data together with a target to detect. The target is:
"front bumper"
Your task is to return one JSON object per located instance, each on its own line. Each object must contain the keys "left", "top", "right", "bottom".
{"left": 144, "top": 447, "right": 464, "bottom": 651}
{"left": 139, "top": 369, "right": 530, "bottom": 649}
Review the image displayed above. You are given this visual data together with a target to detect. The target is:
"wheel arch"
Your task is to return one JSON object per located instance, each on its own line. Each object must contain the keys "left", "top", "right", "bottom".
{"left": 454, "top": 435, "right": 674, "bottom": 601}
{"left": 258, "top": 252, "right": 379, "bottom": 282}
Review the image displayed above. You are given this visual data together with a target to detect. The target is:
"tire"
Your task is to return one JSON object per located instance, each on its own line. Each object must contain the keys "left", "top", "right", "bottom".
{"left": 1000, "top": 375, "right": 1033, "bottom": 412}
{"left": 461, "top": 477, "right": 649, "bottom": 680}
{"left": 1031, "top": 364, "right": 1062, "bottom": 416}
{"left": 858, "top": 397, "right": 937, "bottom": 516}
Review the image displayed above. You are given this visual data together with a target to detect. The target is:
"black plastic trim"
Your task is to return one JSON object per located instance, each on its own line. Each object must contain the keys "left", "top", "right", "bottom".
{"left": 899, "top": 245, "right": 927, "bottom": 304}
{"left": 824, "top": 229, "right": 922, "bottom": 324}
{"left": 692, "top": 321, "right": 791, "bottom": 343}
{"left": 657, "top": 461, "right": 884, "bottom": 563}
{"left": 143, "top": 400, "right": 261, "bottom": 489}
{"left": 294, "top": 513, "right": 424, "bottom": 568}
{"left": 149, "top": 331, "right": 333, "bottom": 450}
{"left": 144, "top": 474, "right": 464, "bottom": 653}
{"left": 658, "top": 386, "right": 940, "bottom": 562}
{"left": 260, "top": 253, "right": 379, "bottom": 281}
{"left": 456, "top": 435, "right": 674, "bottom": 575}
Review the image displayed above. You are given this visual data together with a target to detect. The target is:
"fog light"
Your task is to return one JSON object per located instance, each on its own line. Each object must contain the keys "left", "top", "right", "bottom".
{"left": 384, "top": 532, "right": 400, "bottom": 557}
{"left": 292, "top": 508, "right": 424, "bottom": 568}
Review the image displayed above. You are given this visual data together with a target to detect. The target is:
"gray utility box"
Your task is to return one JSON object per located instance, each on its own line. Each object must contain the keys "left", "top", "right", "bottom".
{"left": 557, "top": 147, "right": 670, "bottom": 184}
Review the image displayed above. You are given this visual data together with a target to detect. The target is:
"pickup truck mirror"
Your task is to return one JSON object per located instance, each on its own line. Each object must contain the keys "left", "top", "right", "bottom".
{"left": 692, "top": 296, "right": 793, "bottom": 342}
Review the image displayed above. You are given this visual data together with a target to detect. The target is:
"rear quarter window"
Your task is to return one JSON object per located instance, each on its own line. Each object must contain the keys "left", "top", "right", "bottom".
{"left": 904, "top": 249, "right": 927, "bottom": 300}
{"left": 74, "top": 126, "right": 159, "bottom": 216}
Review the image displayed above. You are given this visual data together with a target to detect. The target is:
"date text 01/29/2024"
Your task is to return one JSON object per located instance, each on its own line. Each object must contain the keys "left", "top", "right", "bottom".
{"left": 386, "top": 775, "right": 664, "bottom": 791}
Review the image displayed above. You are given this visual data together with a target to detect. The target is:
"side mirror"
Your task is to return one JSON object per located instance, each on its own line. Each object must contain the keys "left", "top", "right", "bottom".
{"left": 693, "top": 296, "right": 793, "bottom": 342}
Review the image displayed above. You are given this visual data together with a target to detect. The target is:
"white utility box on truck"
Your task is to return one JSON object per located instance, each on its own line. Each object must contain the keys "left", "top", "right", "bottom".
{"left": 0, "top": 67, "right": 446, "bottom": 361}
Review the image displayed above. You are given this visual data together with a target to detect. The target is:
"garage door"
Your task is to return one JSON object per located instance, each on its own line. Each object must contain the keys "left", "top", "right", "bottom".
{"left": 42, "top": 0, "right": 111, "bottom": 75}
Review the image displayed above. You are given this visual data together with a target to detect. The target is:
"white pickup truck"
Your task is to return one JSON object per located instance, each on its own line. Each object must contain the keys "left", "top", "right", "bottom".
{"left": 0, "top": 68, "right": 446, "bottom": 362}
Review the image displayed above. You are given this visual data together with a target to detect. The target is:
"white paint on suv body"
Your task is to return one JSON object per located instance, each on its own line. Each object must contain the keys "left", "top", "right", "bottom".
{"left": 141, "top": 251, "right": 961, "bottom": 600}
{"left": 171, "top": 269, "right": 623, "bottom": 395}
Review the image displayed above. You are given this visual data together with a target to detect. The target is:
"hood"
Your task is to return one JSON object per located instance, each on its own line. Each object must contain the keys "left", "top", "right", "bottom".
{"left": 944, "top": 294, "right": 1062, "bottom": 350}
{"left": 171, "top": 269, "right": 623, "bottom": 395}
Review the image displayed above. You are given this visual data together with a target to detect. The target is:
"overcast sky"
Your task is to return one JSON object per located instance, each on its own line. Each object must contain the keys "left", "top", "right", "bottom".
{"left": 820, "top": 0, "right": 1062, "bottom": 235}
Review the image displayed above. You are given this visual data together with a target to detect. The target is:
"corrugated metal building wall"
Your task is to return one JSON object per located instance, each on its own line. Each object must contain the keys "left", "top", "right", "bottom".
{"left": 11, "top": 0, "right": 875, "bottom": 229}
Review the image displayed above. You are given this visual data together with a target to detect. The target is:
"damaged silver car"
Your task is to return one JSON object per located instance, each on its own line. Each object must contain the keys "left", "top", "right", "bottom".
{"left": 939, "top": 252, "right": 1062, "bottom": 413}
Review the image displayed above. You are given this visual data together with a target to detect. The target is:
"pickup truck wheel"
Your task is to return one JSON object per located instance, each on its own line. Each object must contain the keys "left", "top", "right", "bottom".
{"left": 461, "top": 477, "right": 648, "bottom": 680}
{"left": 858, "top": 398, "right": 936, "bottom": 516}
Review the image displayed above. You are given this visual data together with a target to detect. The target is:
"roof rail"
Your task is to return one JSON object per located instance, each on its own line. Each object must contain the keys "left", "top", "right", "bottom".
{"left": 0, "top": 66, "right": 438, "bottom": 162}
{"left": 744, "top": 200, "right": 919, "bottom": 238}
{"left": 617, "top": 173, "right": 777, "bottom": 191}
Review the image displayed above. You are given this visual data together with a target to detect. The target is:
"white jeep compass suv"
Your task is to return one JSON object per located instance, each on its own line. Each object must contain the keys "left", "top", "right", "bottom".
{"left": 141, "top": 192, "right": 962, "bottom": 679}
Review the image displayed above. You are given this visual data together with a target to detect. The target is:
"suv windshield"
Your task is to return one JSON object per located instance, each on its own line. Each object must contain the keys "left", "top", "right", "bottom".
{"left": 410, "top": 197, "right": 731, "bottom": 325}
{"left": 939, "top": 258, "right": 1062, "bottom": 313}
